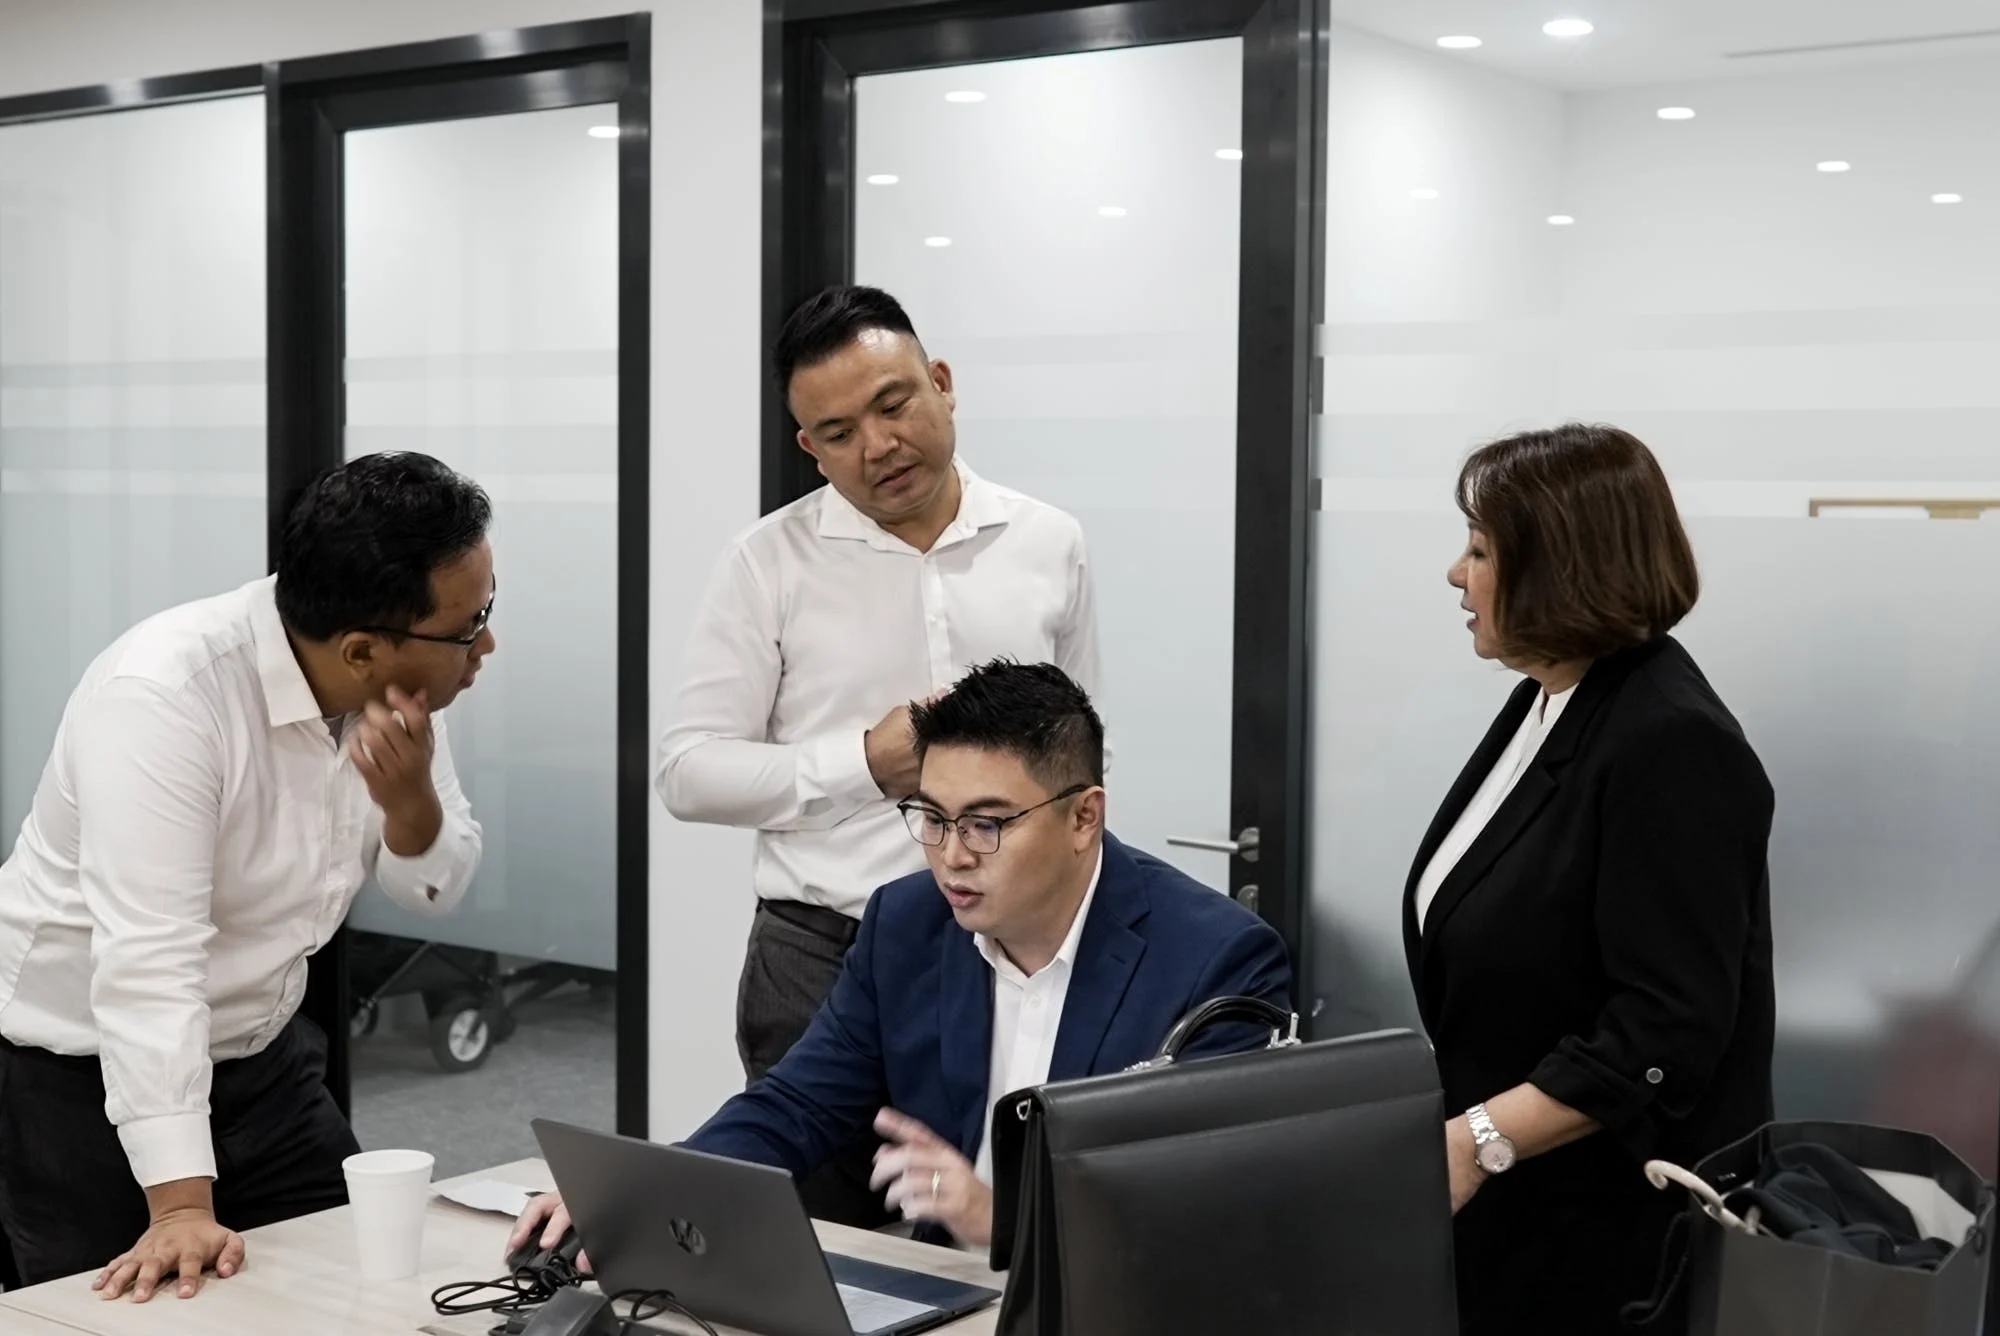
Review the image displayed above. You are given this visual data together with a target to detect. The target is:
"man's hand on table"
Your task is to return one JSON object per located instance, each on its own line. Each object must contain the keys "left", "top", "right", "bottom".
{"left": 94, "top": 1179, "right": 245, "bottom": 1302}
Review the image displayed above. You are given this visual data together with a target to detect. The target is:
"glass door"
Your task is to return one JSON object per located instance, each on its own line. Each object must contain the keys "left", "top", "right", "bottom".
{"left": 851, "top": 40, "right": 1243, "bottom": 891}
{"left": 339, "top": 103, "right": 621, "bottom": 1175}
{"left": 267, "top": 17, "right": 651, "bottom": 1160}
{"left": 772, "top": 0, "right": 1321, "bottom": 987}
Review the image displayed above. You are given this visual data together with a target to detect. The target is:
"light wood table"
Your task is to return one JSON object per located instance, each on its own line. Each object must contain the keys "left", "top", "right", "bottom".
{"left": 0, "top": 1158, "right": 1003, "bottom": 1336}
{"left": 0, "top": 1308, "right": 105, "bottom": 1335}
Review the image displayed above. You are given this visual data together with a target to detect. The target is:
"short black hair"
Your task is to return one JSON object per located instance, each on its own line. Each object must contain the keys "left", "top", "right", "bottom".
{"left": 911, "top": 660, "right": 1104, "bottom": 791}
{"left": 772, "top": 284, "right": 922, "bottom": 401}
{"left": 275, "top": 451, "right": 492, "bottom": 641}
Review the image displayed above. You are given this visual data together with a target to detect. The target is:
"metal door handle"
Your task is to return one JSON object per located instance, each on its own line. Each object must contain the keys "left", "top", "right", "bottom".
{"left": 1165, "top": 826, "right": 1259, "bottom": 863}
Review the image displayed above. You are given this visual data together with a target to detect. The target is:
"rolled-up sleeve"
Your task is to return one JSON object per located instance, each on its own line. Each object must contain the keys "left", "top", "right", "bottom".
{"left": 1528, "top": 715, "right": 1773, "bottom": 1159}
{"left": 370, "top": 713, "right": 481, "bottom": 914}
{"left": 72, "top": 679, "right": 225, "bottom": 1188}
{"left": 657, "top": 545, "right": 883, "bottom": 831}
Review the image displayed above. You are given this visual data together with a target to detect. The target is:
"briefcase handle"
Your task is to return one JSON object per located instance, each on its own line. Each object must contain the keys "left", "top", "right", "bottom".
{"left": 1130, "top": 995, "right": 1301, "bottom": 1070}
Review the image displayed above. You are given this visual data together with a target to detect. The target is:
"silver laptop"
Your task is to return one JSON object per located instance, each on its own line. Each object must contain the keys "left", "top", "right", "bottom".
{"left": 532, "top": 1119, "right": 998, "bottom": 1336}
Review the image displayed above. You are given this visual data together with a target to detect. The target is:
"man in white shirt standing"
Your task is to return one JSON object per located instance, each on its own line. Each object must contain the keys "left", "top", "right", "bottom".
{"left": 657, "top": 285, "right": 1101, "bottom": 1226}
{"left": 0, "top": 452, "right": 491, "bottom": 1298}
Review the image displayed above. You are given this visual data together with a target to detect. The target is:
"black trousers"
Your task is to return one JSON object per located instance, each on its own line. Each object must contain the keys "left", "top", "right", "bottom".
{"left": 0, "top": 1014, "right": 360, "bottom": 1287}
{"left": 737, "top": 899, "right": 893, "bottom": 1230}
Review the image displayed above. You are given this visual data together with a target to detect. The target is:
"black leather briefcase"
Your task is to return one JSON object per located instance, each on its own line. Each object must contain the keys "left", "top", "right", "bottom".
{"left": 988, "top": 997, "right": 1459, "bottom": 1336}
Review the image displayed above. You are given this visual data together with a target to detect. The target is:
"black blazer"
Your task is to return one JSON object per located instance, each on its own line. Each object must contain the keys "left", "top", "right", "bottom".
{"left": 1405, "top": 636, "right": 1776, "bottom": 1332}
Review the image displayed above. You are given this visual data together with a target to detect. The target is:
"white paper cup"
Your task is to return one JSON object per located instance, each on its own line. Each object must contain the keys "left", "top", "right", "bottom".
{"left": 342, "top": 1148, "right": 435, "bottom": 1280}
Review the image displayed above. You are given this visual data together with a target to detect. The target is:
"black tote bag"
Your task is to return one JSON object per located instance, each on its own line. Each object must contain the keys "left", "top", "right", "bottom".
{"left": 1629, "top": 1120, "right": 1994, "bottom": 1336}
{"left": 988, "top": 996, "right": 1459, "bottom": 1336}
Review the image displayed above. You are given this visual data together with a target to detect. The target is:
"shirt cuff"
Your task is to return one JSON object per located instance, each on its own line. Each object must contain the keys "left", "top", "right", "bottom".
{"left": 798, "top": 728, "right": 883, "bottom": 811}
{"left": 119, "top": 1112, "right": 217, "bottom": 1188}
{"left": 377, "top": 826, "right": 463, "bottom": 904}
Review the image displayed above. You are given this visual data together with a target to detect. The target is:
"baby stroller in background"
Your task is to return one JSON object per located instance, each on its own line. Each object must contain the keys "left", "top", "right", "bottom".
{"left": 345, "top": 929, "right": 610, "bottom": 1073}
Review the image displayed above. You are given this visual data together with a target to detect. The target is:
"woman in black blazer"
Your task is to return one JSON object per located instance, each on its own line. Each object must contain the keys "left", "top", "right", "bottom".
{"left": 1408, "top": 423, "right": 1777, "bottom": 1333}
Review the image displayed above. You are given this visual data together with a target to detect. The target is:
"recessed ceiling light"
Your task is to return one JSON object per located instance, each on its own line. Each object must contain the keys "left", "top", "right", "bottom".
{"left": 1542, "top": 18, "right": 1594, "bottom": 38}
{"left": 866, "top": 174, "right": 900, "bottom": 186}
{"left": 1216, "top": 148, "right": 1244, "bottom": 161}
{"left": 924, "top": 236, "right": 952, "bottom": 248}
{"left": 944, "top": 90, "right": 986, "bottom": 104}
{"left": 1409, "top": 187, "right": 1440, "bottom": 201}
{"left": 1817, "top": 160, "right": 1851, "bottom": 173}
{"left": 1097, "top": 206, "right": 1128, "bottom": 218}
{"left": 1656, "top": 106, "right": 1696, "bottom": 120}
{"left": 1437, "top": 35, "right": 1482, "bottom": 49}
{"left": 1547, "top": 214, "right": 1575, "bottom": 225}
{"left": 587, "top": 125, "right": 620, "bottom": 139}
{"left": 1932, "top": 192, "right": 1963, "bottom": 204}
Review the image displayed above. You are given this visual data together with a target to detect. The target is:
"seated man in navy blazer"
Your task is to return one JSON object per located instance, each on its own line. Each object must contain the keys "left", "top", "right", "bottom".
{"left": 511, "top": 659, "right": 1290, "bottom": 1251}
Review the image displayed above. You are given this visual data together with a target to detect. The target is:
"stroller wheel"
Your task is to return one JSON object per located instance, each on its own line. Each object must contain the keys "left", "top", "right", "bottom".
{"left": 430, "top": 993, "right": 494, "bottom": 1072}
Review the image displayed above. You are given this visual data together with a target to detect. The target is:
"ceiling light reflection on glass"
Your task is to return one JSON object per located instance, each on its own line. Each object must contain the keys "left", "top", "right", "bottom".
{"left": 587, "top": 125, "right": 620, "bottom": 139}
{"left": 1437, "top": 35, "right": 1482, "bottom": 49}
{"left": 1817, "top": 160, "right": 1851, "bottom": 173}
{"left": 1547, "top": 214, "right": 1575, "bottom": 226}
{"left": 1216, "top": 148, "right": 1244, "bottom": 161}
{"left": 1542, "top": 18, "right": 1594, "bottom": 38}
{"left": 866, "top": 174, "right": 900, "bottom": 186}
{"left": 1656, "top": 107, "right": 1695, "bottom": 121}
{"left": 1097, "top": 206, "right": 1129, "bottom": 218}
{"left": 1409, "top": 187, "right": 1441, "bottom": 201}
{"left": 1932, "top": 193, "right": 1963, "bottom": 204}
{"left": 944, "top": 90, "right": 986, "bottom": 104}
{"left": 924, "top": 236, "right": 953, "bottom": 248}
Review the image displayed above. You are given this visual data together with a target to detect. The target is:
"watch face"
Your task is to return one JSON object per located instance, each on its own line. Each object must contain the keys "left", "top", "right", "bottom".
{"left": 1476, "top": 1138, "right": 1516, "bottom": 1174}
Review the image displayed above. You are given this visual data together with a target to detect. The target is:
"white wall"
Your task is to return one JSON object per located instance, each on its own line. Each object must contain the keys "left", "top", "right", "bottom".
{"left": 0, "top": 0, "right": 763, "bottom": 1142}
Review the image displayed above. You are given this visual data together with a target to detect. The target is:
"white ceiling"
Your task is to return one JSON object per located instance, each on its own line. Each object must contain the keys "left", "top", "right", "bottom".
{"left": 1324, "top": 0, "right": 2000, "bottom": 90}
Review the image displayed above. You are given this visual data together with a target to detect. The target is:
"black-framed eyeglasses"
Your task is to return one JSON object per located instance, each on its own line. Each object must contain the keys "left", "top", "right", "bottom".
{"left": 896, "top": 783, "right": 1089, "bottom": 855}
{"left": 358, "top": 590, "right": 495, "bottom": 649}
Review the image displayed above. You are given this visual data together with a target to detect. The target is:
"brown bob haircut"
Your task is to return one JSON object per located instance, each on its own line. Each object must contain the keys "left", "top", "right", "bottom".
{"left": 1456, "top": 423, "right": 1699, "bottom": 664}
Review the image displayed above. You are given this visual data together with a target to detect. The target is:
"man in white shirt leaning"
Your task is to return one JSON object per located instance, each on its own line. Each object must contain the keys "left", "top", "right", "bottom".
{"left": 0, "top": 452, "right": 492, "bottom": 1298}
{"left": 656, "top": 286, "right": 1101, "bottom": 1226}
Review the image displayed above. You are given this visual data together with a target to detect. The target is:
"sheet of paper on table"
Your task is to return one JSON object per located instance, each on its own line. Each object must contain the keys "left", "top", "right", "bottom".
{"left": 435, "top": 1178, "right": 538, "bottom": 1217}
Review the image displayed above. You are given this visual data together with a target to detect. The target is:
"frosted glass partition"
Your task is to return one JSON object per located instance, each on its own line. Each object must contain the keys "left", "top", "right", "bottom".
{"left": 342, "top": 106, "right": 619, "bottom": 970}
{"left": 1309, "top": 23, "right": 2000, "bottom": 1172}
{"left": 853, "top": 40, "right": 1242, "bottom": 884}
{"left": 0, "top": 96, "right": 267, "bottom": 838}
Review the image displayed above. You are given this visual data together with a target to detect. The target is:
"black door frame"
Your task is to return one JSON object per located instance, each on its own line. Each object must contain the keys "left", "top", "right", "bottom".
{"left": 265, "top": 15, "right": 653, "bottom": 1138}
{"left": 763, "top": 0, "right": 1327, "bottom": 1003}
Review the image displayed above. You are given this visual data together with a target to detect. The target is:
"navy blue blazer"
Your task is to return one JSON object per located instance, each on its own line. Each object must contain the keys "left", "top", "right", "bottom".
{"left": 686, "top": 833, "right": 1292, "bottom": 1178}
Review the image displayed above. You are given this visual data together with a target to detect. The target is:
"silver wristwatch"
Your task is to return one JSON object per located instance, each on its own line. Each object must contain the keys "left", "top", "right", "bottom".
{"left": 1466, "top": 1102, "right": 1517, "bottom": 1175}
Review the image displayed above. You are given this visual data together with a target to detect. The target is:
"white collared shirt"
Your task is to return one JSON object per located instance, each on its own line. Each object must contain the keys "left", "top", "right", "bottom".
{"left": 656, "top": 459, "right": 1102, "bottom": 917}
{"left": 0, "top": 576, "right": 481, "bottom": 1187}
{"left": 971, "top": 850, "right": 1104, "bottom": 1187}
{"left": 1415, "top": 683, "right": 1577, "bottom": 929}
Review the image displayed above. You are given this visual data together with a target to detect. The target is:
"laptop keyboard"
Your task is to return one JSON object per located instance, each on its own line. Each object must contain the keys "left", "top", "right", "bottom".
{"left": 836, "top": 1283, "right": 934, "bottom": 1333}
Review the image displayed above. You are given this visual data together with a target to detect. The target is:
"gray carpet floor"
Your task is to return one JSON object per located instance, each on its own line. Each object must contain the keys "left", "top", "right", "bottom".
{"left": 350, "top": 984, "right": 618, "bottom": 1179}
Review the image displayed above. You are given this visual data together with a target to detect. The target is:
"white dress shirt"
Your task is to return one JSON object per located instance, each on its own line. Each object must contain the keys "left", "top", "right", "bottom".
{"left": 0, "top": 576, "right": 481, "bottom": 1188}
{"left": 971, "top": 851, "right": 1103, "bottom": 1187}
{"left": 657, "top": 458, "right": 1101, "bottom": 917}
{"left": 1415, "top": 683, "right": 1577, "bottom": 930}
